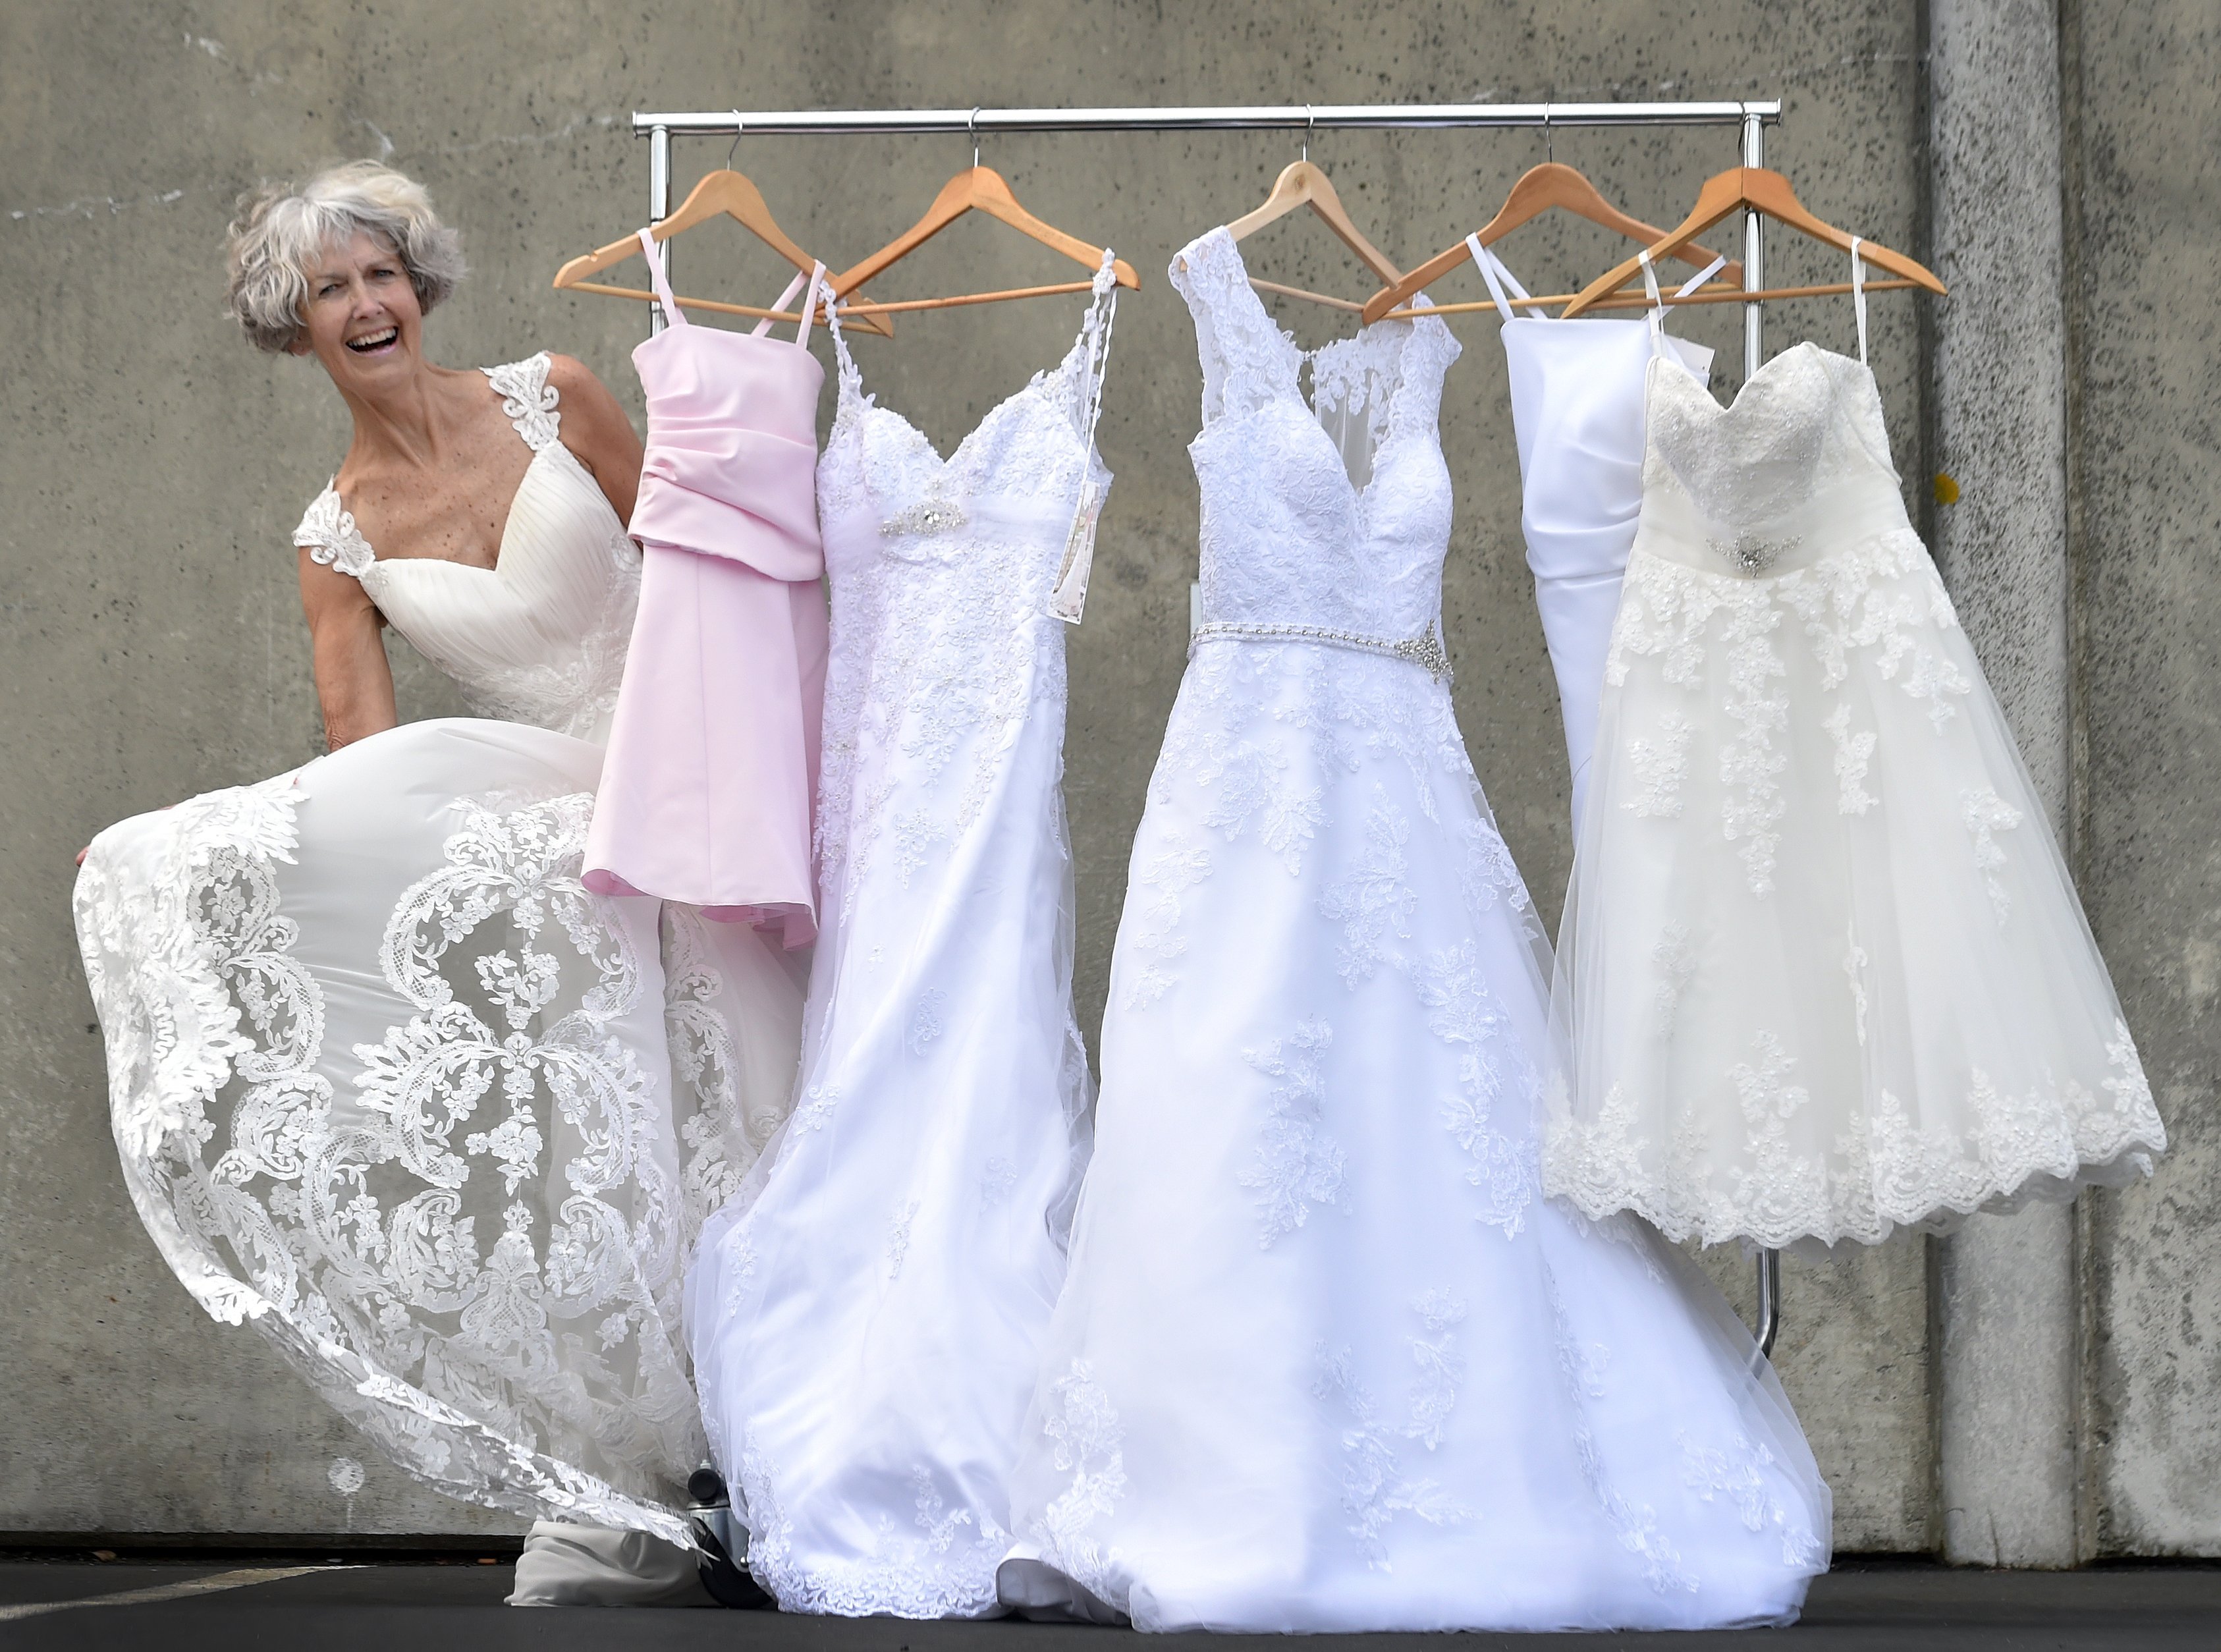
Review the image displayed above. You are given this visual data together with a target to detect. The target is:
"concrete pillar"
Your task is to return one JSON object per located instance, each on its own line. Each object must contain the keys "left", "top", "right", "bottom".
{"left": 1925, "top": 0, "right": 2078, "bottom": 1567}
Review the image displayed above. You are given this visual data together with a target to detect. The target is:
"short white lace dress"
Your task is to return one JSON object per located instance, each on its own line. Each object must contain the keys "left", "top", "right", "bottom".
{"left": 995, "top": 229, "right": 1830, "bottom": 1634}
{"left": 1546, "top": 261, "right": 2166, "bottom": 1251}
{"left": 686, "top": 263, "right": 1118, "bottom": 1618}
{"left": 73, "top": 354, "right": 808, "bottom": 1547}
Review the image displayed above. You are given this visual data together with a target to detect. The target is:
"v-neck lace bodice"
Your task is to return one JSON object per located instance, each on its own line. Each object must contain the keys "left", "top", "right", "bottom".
{"left": 1170, "top": 228, "right": 1460, "bottom": 642}
{"left": 292, "top": 353, "right": 642, "bottom": 742}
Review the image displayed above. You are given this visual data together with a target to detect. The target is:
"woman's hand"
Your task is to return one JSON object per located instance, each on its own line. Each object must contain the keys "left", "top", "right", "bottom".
{"left": 298, "top": 549, "right": 398, "bottom": 751}
{"left": 545, "top": 354, "right": 645, "bottom": 526}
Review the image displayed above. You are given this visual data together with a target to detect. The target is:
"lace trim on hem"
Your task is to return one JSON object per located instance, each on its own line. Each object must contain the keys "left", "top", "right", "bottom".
{"left": 737, "top": 1444, "right": 1008, "bottom": 1618}
{"left": 76, "top": 776, "right": 736, "bottom": 1548}
{"left": 1542, "top": 1033, "right": 2166, "bottom": 1251}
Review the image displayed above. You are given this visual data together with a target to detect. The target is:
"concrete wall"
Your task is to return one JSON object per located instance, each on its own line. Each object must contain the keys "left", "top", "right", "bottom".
{"left": 0, "top": 0, "right": 2202, "bottom": 1558}
{"left": 2063, "top": 0, "right": 2221, "bottom": 1560}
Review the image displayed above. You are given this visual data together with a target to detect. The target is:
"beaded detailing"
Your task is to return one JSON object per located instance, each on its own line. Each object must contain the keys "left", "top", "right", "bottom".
{"left": 1192, "top": 618, "right": 1454, "bottom": 684}
{"left": 881, "top": 499, "right": 968, "bottom": 538}
{"left": 1710, "top": 532, "right": 1803, "bottom": 576}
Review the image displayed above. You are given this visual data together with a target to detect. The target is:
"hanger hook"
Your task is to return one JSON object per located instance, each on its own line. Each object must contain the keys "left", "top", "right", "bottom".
{"left": 970, "top": 106, "right": 981, "bottom": 171}
{"left": 1303, "top": 103, "right": 1314, "bottom": 163}
{"left": 727, "top": 111, "right": 744, "bottom": 172}
{"left": 1543, "top": 103, "right": 1552, "bottom": 165}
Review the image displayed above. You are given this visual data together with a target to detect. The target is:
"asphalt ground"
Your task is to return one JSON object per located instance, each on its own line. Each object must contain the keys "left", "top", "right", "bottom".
{"left": 2, "top": 1557, "right": 2218, "bottom": 1649}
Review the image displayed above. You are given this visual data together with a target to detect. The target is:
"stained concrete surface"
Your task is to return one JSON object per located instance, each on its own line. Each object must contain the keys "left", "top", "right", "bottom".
{"left": 2064, "top": 0, "right": 2221, "bottom": 1558}
{"left": 5, "top": 1560, "right": 2221, "bottom": 1650}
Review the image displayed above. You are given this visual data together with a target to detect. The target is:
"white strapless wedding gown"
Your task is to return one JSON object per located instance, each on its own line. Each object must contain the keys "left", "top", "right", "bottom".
{"left": 74, "top": 354, "right": 806, "bottom": 1547}
{"left": 996, "top": 230, "right": 1828, "bottom": 1635}
{"left": 686, "top": 267, "right": 1118, "bottom": 1617}
{"left": 1547, "top": 285, "right": 2165, "bottom": 1252}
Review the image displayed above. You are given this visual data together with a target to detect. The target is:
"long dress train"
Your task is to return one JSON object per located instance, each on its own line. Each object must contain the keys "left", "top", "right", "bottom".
{"left": 997, "top": 229, "right": 1830, "bottom": 1634}
{"left": 75, "top": 353, "right": 806, "bottom": 1547}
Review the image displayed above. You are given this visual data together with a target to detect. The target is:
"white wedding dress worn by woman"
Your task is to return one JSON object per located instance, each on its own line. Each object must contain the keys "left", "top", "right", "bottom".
{"left": 686, "top": 263, "right": 1118, "bottom": 1618}
{"left": 996, "top": 229, "right": 1828, "bottom": 1634}
{"left": 1547, "top": 253, "right": 2165, "bottom": 1252}
{"left": 75, "top": 354, "right": 806, "bottom": 1557}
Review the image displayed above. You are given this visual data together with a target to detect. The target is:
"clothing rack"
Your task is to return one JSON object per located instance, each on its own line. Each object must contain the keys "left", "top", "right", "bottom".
{"left": 626, "top": 99, "right": 1787, "bottom": 1361}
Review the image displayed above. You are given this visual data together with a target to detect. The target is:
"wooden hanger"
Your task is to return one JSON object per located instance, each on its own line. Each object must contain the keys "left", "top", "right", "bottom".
{"left": 551, "top": 166, "right": 893, "bottom": 337}
{"left": 1224, "top": 158, "right": 1402, "bottom": 308}
{"left": 1359, "top": 162, "right": 1741, "bottom": 325}
{"left": 827, "top": 164, "right": 1139, "bottom": 316}
{"left": 1560, "top": 165, "right": 1945, "bottom": 319}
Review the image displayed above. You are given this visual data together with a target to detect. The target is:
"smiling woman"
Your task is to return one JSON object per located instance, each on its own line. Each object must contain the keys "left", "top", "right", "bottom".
{"left": 72, "top": 159, "right": 810, "bottom": 1606}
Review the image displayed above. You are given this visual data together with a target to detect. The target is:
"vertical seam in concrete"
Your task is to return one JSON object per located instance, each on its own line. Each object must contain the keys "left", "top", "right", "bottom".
{"left": 1914, "top": 0, "right": 1941, "bottom": 555}
{"left": 1913, "top": 0, "right": 1948, "bottom": 1560}
{"left": 2054, "top": 0, "right": 2098, "bottom": 1565}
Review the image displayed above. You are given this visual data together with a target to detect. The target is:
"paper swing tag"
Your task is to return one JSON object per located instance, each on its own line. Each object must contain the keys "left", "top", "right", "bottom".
{"left": 1047, "top": 475, "right": 1103, "bottom": 625}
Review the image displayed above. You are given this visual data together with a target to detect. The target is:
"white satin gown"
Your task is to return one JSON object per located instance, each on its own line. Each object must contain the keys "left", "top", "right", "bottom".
{"left": 1474, "top": 238, "right": 1716, "bottom": 831}
{"left": 996, "top": 229, "right": 1830, "bottom": 1635}
{"left": 686, "top": 264, "right": 1120, "bottom": 1618}
{"left": 74, "top": 353, "right": 806, "bottom": 1549}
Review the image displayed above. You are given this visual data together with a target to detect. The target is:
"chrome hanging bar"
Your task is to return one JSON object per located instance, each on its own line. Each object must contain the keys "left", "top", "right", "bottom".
{"left": 630, "top": 101, "right": 1780, "bottom": 138}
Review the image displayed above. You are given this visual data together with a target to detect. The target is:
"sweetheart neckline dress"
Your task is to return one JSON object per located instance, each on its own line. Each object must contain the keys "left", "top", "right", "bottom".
{"left": 686, "top": 261, "right": 1120, "bottom": 1618}
{"left": 75, "top": 353, "right": 806, "bottom": 1553}
{"left": 1545, "top": 256, "right": 2166, "bottom": 1251}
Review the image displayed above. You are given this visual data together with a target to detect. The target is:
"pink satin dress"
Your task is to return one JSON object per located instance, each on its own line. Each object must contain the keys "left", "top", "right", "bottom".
{"left": 584, "top": 231, "right": 830, "bottom": 948}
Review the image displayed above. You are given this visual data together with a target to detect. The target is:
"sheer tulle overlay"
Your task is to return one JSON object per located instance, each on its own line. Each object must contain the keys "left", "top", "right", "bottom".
{"left": 1547, "top": 343, "right": 2164, "bottom": 1252}
{"left": 998, "top": 230, "right": 1829, "bottom": 1634}
{"left": 77, "top": 355, "right": 807, "bottom": 1540}
{"left": 686, "top": 265, "right": 1118, "bottom": 1618}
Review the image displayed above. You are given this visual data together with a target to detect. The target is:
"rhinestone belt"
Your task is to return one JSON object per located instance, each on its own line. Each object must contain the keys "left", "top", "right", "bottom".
{"left": 1190, "top": 618, "right": 1454, "bottom": 682}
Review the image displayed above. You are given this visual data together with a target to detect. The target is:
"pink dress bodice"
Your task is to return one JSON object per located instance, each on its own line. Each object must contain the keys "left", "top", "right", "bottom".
{"left": 582, "top": 233, "right": 831, "bottom": 947}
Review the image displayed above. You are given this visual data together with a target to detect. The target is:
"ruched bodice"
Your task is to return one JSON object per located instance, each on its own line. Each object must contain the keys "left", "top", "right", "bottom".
{"left": 628, "top": 254, "right": 825, "bottom": 581}
{"left": 293, "top": 352, "right": 641, "bottom": 741}
{"left": 1172, "top": 228, "right": 1458, "bottom": 642}
{"left": 1477, "top": 241, "right": 1718, "bottom": 829}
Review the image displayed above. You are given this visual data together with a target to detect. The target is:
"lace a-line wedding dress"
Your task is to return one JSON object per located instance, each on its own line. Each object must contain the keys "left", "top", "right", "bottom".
{"left": 686, "top": 262, "right": 1118, "bottom": 1618}
{"left": 74, "top": 354, "right": 806, "bottom": 1549}
{"left": 1546, "top": 256, "right": 2166, "bottom": 1253}
{"left": 995, "top": 228, "right": 1829, "bottom": 1635}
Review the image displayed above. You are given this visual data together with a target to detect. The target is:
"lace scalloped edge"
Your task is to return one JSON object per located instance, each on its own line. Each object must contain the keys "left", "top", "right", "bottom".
{"left": 1542, "top": 1122, "right": 2166, "bottom": 1253}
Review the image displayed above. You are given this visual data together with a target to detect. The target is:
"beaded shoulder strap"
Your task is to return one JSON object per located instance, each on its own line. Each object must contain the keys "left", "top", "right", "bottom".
{"left": 481, "top": 351, "right": 561, "bottom": 453}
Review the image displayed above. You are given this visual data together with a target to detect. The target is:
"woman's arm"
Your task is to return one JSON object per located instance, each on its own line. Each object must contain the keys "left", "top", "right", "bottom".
{"left": 545, "top": 353, "right": 645, "bottom": 525}
{"left": 298, "top": 550, "right": 397, "bottom": 751}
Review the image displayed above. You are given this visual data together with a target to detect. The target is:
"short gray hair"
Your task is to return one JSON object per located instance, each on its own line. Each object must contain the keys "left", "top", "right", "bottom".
{"left": 224, "top": 160, "right": 466, "bottom": 352}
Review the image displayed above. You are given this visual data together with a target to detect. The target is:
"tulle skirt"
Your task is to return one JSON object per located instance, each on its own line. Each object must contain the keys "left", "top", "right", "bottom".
{"left": 686, "top": 664, "right": 1093, "bottom": 1619}
{"left": 74, "top": 717, "right": 806, "bottom": 1541}
{"left": 1001, "top": 640, "right": 1830, "bottom": 1633}
{"left": 1547, "top": 516, "right": 2165, "bottom": 1252}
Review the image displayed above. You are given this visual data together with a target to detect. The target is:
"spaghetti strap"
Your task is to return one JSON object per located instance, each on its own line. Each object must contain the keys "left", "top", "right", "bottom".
{"left": 1468, "top": 234, "right": 1528, "bottom": 325}
{"left": 1639, "top": 248, "right": 1670, "bottom": 359}
{"left": 749, "top": 263, "right": 825, "bottom": 345}
{"left": 637, "top": 228, "right": 687, "bottom": 329}
{"left": 1849, "top": 236, "right": 1870, "bottom": 364}
{"left": 796, "top": 263, "right": 826, "bottom": 350}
